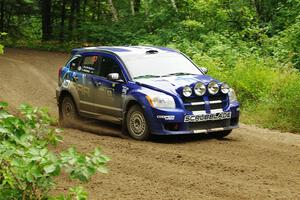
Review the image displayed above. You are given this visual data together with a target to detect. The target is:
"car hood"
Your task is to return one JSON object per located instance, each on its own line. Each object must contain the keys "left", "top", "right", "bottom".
{"left": 136, "top": 75, "right": 221, "bottom": 96}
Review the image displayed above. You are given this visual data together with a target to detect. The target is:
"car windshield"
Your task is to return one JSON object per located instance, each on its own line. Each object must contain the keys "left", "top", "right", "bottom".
{"left": 119, "top": 52, "right": 202, "bottom": 80}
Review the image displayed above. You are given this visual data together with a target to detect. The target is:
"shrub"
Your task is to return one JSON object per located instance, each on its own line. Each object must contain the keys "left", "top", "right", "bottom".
{"left": 0, "top": 103, "right": 110, "bottom": 200}
{"left": 0, "top": 32, "right": 7, "bottom": 54}
{"left": 192, "top": 54, "right": 300, "bottom": 132}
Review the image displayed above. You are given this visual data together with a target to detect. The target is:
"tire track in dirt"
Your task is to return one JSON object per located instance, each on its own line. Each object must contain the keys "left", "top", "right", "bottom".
{"left": 0, "top": 48, "right": 299, "bottom": 200}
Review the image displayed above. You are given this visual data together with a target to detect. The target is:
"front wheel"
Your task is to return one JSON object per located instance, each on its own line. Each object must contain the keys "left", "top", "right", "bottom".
{"left": 59, "top": 95, "right": 78, "bottom": 127}
{"left": 211, "top": 130, "right": 232, "bottom": 139}
{"left": 126, "top": 105, "right": 150, "bottom": 140}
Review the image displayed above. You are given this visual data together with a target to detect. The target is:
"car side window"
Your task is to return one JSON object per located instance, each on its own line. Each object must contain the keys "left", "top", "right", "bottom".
{"left": 98, "top": 56, "right": 123, "bottom": 80}
{"left": 77, "top": 55, "right": 100, "bottom": 75}
{"left": 70, "top": 56, "right": 82, "bottom": 71}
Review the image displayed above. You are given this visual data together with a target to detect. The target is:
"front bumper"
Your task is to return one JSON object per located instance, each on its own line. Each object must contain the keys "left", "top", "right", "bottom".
{"left": 144, "top": 102, "right": 240, "bottom": 135}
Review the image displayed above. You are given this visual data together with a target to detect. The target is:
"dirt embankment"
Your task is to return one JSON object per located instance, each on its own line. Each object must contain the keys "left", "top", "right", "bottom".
{"left": 0, "top": 48, "right": 299, "bottom": 200}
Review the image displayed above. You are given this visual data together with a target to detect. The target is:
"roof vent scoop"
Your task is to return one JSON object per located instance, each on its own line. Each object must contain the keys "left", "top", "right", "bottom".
{"left": 146, "top": 50, "right": 159, "bottom": 54}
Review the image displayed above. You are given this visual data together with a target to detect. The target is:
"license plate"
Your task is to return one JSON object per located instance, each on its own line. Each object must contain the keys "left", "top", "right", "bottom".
{"left": 184, "top": 112, "right": 231, "bottom": 123}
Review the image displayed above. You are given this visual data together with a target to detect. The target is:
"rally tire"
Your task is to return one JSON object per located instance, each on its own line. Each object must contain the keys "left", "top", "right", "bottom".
{"left": 212, "top": 130, "right": 232, "bottom": 139}
{"left": 126, "top": 105, "right": 150, "bottom": 140}
{"left": 59, "top": 95, "right": 78, "bottom": 128}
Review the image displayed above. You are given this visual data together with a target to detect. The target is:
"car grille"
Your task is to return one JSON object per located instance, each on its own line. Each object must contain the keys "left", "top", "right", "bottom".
{"left": 183, "top": 97, "right": 204, "bottom": 103}
{"left": 185, "top": 104, "right": 205, "bottom": 112}
{"left": 183, "top": 93, "right": 228, "bottom": 112}
{"left": 187, "top": 119, "right": 230, "bottom": 131}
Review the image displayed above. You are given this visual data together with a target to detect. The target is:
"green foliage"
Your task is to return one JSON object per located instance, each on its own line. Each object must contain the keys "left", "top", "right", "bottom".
{"left": 0, "top": 103, "right": 110, "bottom": 199}
{"left": 193, "top": 54, "right": 300, "bottom": 132}
{"left": 265, "top": 15, "right": 300, "bottom": 69}
{"left": 50, "top": 186, "right": 88, "bottom": 200}
{"left": 0, "top": 32, "right": 7, "bottom": 54}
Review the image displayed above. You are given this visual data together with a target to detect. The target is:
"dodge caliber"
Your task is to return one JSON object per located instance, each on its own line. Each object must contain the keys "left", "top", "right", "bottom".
{"left": 56, "top": 46, "right": 239, "bottom": 140}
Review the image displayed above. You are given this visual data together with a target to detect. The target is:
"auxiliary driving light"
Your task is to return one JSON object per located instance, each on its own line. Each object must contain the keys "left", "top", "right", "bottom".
{"left": 194, "top": 82, "right": 206, "bottom": 96}
{"left": 183, "top": 86, "right": 192, "bottom": 97}
{"left": 208, "top": 81, "right": 219, "bottom": 95}
{"left": 221, "top": 83, "right": 230, "bottom": 94}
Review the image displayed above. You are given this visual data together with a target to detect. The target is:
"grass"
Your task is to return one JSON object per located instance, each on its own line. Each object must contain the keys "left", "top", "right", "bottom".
{"left": 193, "top": 54, "right": 300, "bottom": 133}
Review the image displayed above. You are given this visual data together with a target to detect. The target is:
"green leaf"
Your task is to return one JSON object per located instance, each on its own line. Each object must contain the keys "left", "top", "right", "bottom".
{"left": 29, "top": 148, "right": 40, "bottom": 156}
{"left": 0, "top": 102, "right": 8, "bottom": 107}
{"left": 44, "top": 164, "right": 57, "bottom": 174}
{"left": 0, "top": 110, "right": 14, "bottom": 119}
{"left": 0, "top": 127, "right": 10, "bottom": 134}
{"left": 97, "top": 166, "right": 109, "bottom": 174}
{"left": 11, "top": 158, "right": 24, "bottom": 167}
{"left": 70, "top": 186, "right": 88, "bottom": 200}
{"left": 40, "top": 148, "right": 48, "bottom": 157}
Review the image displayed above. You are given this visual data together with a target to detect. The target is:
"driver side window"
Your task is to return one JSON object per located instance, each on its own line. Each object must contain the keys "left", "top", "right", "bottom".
{"left": 79, "top": 56, "right": 101, "bottom": 75}
{"left": 70, "top": 56, "right": 82, "bottom": 71}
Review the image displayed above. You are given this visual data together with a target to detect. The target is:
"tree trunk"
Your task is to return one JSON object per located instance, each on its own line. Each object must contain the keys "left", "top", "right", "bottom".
{"left": 74, "top": 0, "right": 80, "bottom": 40}
{"left": 170, "top": 0, "right": 178, "bottom": 12}
{"left": 41, "top": 0, "right": 52, "bottom": 41}
{"left": 134, "top": 0, "right": 140, "bottom": 13}
{"left": 0, "top": 0, "right": 4, "bottom": 32}
{"left": 82, "top": 0, "right": 87, "bottom": 20}
{"left": 130, "top": 0, "right": 135, "bottom": 16}
{"left": 252, "top": 0, "right": 262, "bottom": 20}
{"left": 75, "top": 0, "right": 80, "bottom": 26}
{"left": 69, "top": 0, "right": 75, "bottom": 40}
{"left": 82, "top": 0, "right": 88, "bottom": 42}
{"left": 59, "top": 0, "right": 66, "bottom": 42}
{"left": 144, "top": 0, "right": 149, "bottom": 17}
{"left": 108, "top": 0, "right": 118, "bottom": 21}
{"left": 97, "top": 0, "right": 100, "bottom": 20}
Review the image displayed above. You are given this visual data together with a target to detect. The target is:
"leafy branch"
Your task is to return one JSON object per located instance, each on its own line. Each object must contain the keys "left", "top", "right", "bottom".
{"left": 0, "top": 102, "right": 110, "bottom": 200}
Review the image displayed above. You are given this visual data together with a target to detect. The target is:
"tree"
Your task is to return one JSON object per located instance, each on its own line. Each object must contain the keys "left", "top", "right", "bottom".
{"left": 41, "top": 0, "right": 52, "bottom": 40}
{"left": 0, "top": 0, "right": 4, "bottom": 32}
{"left": 59, "top": 0, "right": 66, "bottom": 42}
{"left": 108, "top": 0, "right": 118, "bottom": 21}
{"left": 170, "top": 0, "right": 178, "bottom": 12}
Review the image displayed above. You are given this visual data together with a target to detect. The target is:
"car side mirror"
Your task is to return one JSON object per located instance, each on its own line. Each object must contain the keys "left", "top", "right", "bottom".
{"left": 107, "top": 73, "right": 120, "bottom": 81}
{"left": 200, "top": 67, "right": 208, "bottom": 74}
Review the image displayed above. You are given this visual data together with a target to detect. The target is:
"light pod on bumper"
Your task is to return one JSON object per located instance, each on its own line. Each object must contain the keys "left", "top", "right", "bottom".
{"left": 221, "top": 82, "right": 230, "bottom": 94}
{"left": 183, "top": 86, "right": 192, "bottom": 97}
{"left": 208, "top": 81, "right": 219, "bottom": 95}
{"left": 194, "top": 82, "right": 206, "bottom": 96}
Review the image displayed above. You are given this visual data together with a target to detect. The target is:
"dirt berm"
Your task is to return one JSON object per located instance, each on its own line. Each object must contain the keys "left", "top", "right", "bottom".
{"left": 0, "top": 48, "right": 299, "bottom": 200}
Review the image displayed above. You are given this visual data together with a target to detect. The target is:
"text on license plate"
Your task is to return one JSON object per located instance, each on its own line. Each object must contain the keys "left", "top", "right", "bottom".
{"left": 184, "top": 112, "right": 231, "bottom": 122}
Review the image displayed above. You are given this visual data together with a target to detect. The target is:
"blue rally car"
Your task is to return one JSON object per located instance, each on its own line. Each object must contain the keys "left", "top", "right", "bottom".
{"left": 56, "top": 46, "right": 239, "bottom": 140}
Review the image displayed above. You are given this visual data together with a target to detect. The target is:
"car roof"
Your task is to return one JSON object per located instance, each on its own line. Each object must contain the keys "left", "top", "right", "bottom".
{"left": 71, "top": 46, "right": 179, "bottom": 56}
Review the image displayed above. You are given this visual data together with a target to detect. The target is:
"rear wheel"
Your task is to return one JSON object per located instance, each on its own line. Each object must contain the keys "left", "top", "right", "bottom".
{"left": 59, "top": 95, "right": 78, "bottom": 127}
{"left": 212, "top": 130, "right": 232, "bottom": 139}
{"left": 126, "top": 105, "right": 150, "bottom": 140}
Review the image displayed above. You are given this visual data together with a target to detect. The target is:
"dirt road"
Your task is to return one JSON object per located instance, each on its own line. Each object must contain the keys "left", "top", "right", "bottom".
{"left": 0, "top": 48, "right": 299, "bottom": 200}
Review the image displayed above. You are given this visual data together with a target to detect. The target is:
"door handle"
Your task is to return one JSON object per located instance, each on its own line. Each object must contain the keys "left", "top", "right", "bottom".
{"left": 92, "top": 77, "right": 101, "bottom": 87}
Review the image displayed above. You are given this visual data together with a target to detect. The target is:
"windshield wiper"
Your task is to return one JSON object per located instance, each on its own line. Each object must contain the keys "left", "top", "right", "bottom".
{"left": 162, "top": 72, "right": 196, "bottom": 77}
{"left": 134, "top": 74, "right": 161, "bottom": 79}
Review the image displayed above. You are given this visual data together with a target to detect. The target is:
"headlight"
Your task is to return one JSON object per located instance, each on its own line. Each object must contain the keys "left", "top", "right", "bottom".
{"left": 221, "top": 83, "right": 230, "bottom": 94}
{"left": 194, "top": 82, "right": 206, "bottom": 96}
{"left": 228, "top": 88, "right": 237, "bottom": 103}
{"left": 208, "top": 81, "right": 219, "bottom": 95}
{"left": 183, "top": 86, "right": 192, "bottom": 97}
{"left": 146, "top": 92, "right": 176, "bottom": 109}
